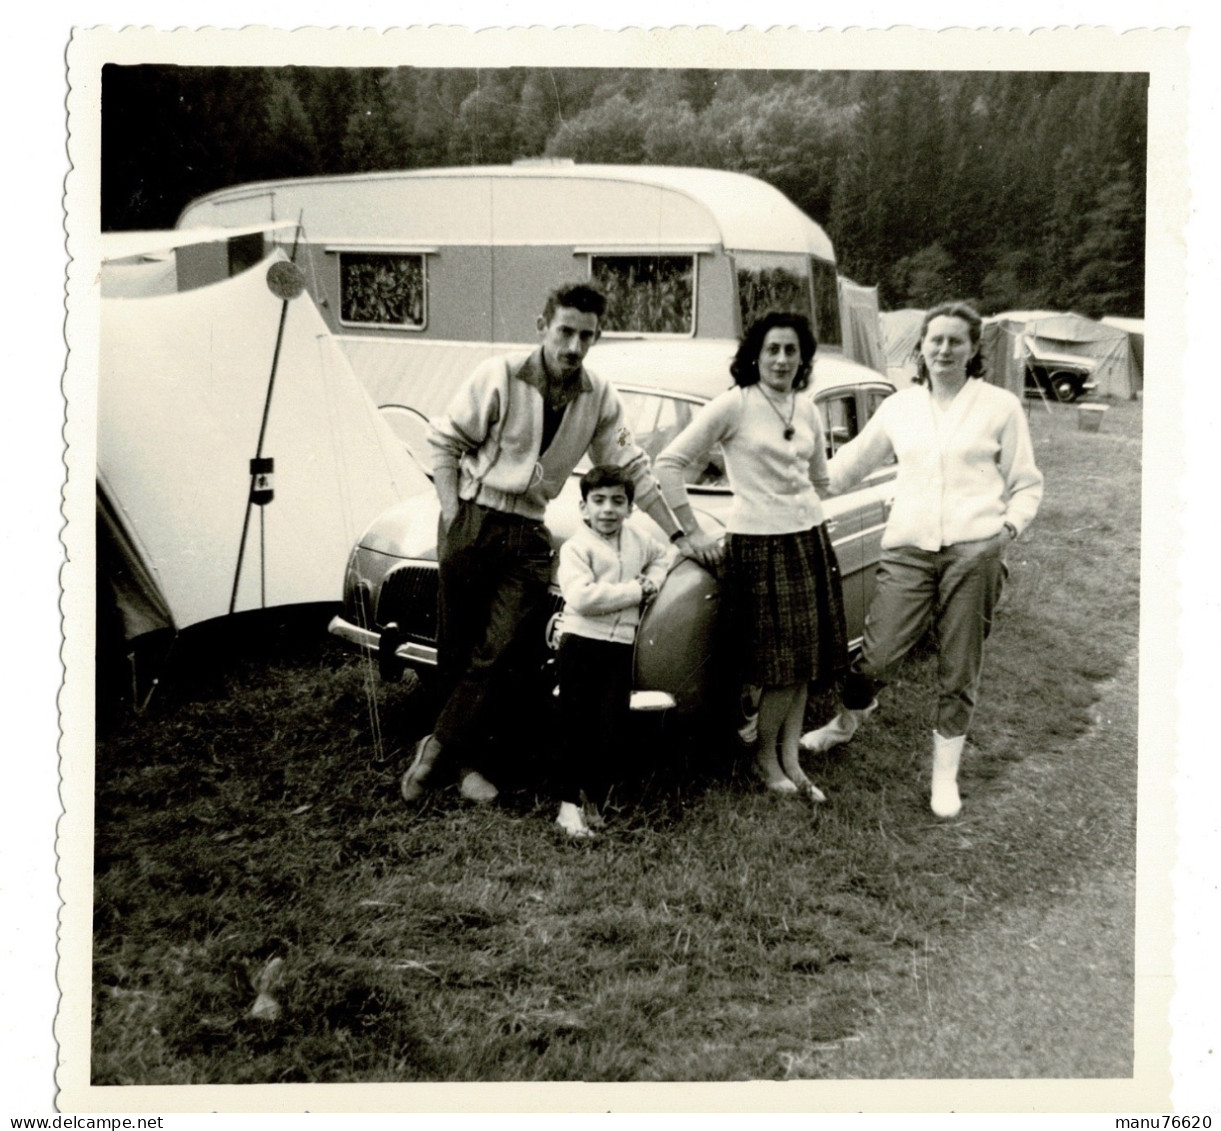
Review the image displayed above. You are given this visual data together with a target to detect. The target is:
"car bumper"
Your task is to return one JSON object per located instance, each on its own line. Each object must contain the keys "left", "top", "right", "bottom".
{"left": 327, "top": 614, "right": 676, "bottom": 713}
{"left": 328, "top": 614, "right": 439, "bottom": 667}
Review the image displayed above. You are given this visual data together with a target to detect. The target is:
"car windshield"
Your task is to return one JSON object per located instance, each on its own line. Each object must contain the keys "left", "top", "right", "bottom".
{"left": 577, "top": 389, "right": 729, "bottom": 490}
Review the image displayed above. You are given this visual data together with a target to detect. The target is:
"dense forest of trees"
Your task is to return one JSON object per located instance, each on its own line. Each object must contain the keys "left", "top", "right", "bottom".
{"left": 102, "top": 66, "right": 1147, "bottom": 317}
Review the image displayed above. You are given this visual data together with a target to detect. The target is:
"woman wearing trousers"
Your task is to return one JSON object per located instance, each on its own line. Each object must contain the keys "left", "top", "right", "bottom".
{"left": 800, "top": 301, "right": 1043, "bottom": 817}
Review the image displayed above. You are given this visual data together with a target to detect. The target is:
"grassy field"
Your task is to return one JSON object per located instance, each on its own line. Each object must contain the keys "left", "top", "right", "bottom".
{"left": 92, "top": 398, "right": 1142, "bottom": 1085}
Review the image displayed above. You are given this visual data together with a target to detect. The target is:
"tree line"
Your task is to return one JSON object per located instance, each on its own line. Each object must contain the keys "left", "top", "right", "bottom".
{"left": 102, "top": 66, "right": 1147, "bottom": 317}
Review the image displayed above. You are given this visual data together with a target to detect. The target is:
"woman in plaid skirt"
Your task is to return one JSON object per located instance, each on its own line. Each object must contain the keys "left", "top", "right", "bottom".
{"left": 656, "top": 312, "right": 848, "bottom": 800}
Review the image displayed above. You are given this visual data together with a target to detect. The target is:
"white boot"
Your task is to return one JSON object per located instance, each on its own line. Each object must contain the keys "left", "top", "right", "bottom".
{"left": 930, "top": 731, "right": 965, "bottom": 818}
{"left": 799, "top": 700, "right": 878, "bottom": 753}
{"left": 556, "top": 801, "right": 594, "bottom": 839}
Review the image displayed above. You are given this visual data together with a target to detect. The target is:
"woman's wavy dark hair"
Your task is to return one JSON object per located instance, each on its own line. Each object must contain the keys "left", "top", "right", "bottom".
{"left": 913, "top": 301, "right": 986, "bottom": 384}
{"left": 731, "top": 311, "right": 818, "bottom": 391}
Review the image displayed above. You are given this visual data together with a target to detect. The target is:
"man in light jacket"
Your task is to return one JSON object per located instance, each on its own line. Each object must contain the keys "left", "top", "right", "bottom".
{"left": 401, "top": 282, "right": 692, "bottom": 805}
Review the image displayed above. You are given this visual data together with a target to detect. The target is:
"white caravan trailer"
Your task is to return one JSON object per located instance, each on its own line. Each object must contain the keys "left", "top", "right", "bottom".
{"left": 178, "top": 163, "right": 874, "bottom": 419}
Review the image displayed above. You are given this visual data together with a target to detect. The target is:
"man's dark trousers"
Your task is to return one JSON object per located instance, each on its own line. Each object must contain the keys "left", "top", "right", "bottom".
{"left": 434, "top": 499, "right": 554, "bottom": 778}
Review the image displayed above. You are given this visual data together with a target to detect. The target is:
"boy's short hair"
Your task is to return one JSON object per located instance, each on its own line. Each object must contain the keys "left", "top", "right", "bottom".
{"left": 579, "top": 464, "right": 634, "bottom": 503}
{"left": 543, "top": 282, "right": 607, "bottom": 324}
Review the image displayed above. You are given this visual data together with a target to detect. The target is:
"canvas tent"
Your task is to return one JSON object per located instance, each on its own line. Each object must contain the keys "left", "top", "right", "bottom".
{"left": 880, "top": 309, "right": 927, "bottom": 386}
{"left": 838, "top": 278, "right": 886, "bottom": 375}
{"left": 1102, "top": 316, "right": 1145, "bottom": 385}
{"left": 988, "top": 311, "right": 1142, "bottom": 399}
{"left": 978, "top": 319, "right": 1028, "bottom": 397}
{"left": 100, "top": 222, "right": 299, "bottom": 299}
{"left": 99, "top": 249, "right": 427, "bottom": 640}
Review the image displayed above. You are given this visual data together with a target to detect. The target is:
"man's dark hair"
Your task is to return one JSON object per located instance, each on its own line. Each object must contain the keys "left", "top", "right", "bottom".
{"left": 579, "top": 463, "right": 634, "bottom": 503}
{"left": 730, "top": 310, "right": 818, "bottom": 391}
{"left": 543, "top": 282, "right": 607, "bottom": 324}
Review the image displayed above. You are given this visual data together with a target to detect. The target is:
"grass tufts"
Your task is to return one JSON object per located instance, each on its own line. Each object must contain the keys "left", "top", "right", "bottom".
{"left": 92, "top": 400, "right": 1141, "bottom": 1083}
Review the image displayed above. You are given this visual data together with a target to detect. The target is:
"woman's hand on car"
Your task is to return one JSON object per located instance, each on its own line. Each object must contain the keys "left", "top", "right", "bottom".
{"left": 679, "top": 529, "right": 725, "bottom": 568}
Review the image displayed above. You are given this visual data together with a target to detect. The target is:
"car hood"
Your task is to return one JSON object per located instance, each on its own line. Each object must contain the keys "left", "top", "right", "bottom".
{"left": 590, "top": 338, "right": 887, "bottom": 400}
{"left": 357, "top": 475, "right": 727, "bottom": 563}
{"left": 1024, "top": 342, "right": 1097, "bottom": 372}
{"left": 356, "top": 493, "right": 443, "bottom": 559}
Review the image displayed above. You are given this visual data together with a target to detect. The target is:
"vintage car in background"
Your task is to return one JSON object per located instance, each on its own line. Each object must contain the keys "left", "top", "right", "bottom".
{"left": 1024, "top": 348, "right": 1098, "bottom": 402}
{"left": 327, "top": 340, "right": 897, "bottom": 735}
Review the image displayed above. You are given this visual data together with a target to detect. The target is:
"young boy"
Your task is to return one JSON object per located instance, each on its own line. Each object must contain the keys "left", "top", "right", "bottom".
{"left": 554, "top": 465, "right": 672, "bottom": 838}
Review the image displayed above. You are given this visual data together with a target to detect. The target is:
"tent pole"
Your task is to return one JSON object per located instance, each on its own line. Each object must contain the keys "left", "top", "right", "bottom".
{"left": 260, "top": 505, "right": 267, "bottom": 609}
{"left": 229, "top": 283, "right": 290, "bottom": 616}
{"left": 1023, "top": 335, "right": 1053, "bottom": 414}
{"left": 229, "top": 217, "right": 305, "bottom": 616}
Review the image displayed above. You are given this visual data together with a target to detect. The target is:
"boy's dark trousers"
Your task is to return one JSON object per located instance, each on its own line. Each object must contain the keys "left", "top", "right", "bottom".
{"left": 556, "top": 633, "right": 634, "bottom": 807}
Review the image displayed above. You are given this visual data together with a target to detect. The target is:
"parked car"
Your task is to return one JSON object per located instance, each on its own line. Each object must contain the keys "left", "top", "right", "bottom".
{"left": 328, "top": 340, "right": 897, "bottom": 735}
{"left": 1024, "top": 349, "right": 1098, "bottom": 402}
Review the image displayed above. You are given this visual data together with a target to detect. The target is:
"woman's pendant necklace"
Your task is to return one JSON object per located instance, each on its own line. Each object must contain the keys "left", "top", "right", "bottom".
{"left": 759, "top": 385, "right": 796, "bottom": 440}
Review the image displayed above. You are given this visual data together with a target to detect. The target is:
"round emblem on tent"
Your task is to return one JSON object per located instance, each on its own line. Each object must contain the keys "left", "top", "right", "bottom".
{"left": 266, "top": 260, "right": 306, "bottom": 300}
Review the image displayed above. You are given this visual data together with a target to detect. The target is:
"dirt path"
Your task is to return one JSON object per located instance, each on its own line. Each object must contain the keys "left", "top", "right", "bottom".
{"left": 824, "top": 650, "right": 1139, "bottom": 1079}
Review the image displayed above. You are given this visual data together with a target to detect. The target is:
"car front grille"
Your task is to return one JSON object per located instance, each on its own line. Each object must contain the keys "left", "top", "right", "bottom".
{"left": 376, "top": 563, "right": 439, "bottom": 645}
{"left": 375, "top": 561, "right": 566, "bottom": 651}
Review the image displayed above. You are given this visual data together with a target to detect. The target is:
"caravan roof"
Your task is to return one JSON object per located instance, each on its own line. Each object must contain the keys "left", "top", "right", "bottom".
{"left": 178, "top": 164, "right": 837, "bottom": 261}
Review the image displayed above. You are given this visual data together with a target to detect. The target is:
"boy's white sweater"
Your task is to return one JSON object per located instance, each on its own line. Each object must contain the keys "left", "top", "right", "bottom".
{"left": 557, "top": 521, "right": 672, "bottom": 645}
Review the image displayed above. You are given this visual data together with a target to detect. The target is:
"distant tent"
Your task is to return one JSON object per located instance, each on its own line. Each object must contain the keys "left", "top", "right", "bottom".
{"left": 880, "top": 309, "right": 926, "bottom": 386}
{"left": 988, "top": 311, "right": 1142, "bottom": 399}
{"left": 978, "top": 320, "right": 1028, "bottom": 397}
{"left": 98, "top": 250, "right": 427, "bottom": 640}
{"left": 1102, "top": 317, "right": 1145, "bottom": 389}
{"left": 838, "top": 278, "right": 886, "bottom": 374}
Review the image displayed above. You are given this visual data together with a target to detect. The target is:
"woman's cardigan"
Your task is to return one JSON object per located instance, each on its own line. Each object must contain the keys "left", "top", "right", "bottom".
{"left": 828, "top": 379, "right": 1043, "bottom": 552}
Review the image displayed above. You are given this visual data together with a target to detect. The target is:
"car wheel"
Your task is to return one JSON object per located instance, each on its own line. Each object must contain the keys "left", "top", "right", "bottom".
{"left": 1049, "top": 373, "right": 1079, "bottom": 403}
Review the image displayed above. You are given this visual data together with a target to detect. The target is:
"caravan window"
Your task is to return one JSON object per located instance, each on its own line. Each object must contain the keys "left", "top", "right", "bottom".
{"left": 338, "top": 252, "right": 427, "bottom": 330}
{"left": 589, "top": 255, "right": 696, "bottom": 336}
{"left": 810, "top": 257, "right": 843, "bottom": 347}
{"left": 734, "top": 252, "right": 814, "bottom": 333}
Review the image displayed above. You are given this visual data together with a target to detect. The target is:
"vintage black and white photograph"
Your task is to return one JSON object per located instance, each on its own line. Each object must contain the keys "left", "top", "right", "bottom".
{"left": 52, "top": 21, "right": 1194, "bottom": 1113}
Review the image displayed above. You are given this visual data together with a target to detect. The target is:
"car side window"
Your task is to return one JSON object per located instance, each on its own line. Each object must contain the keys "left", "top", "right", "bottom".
{"left": 864, "top": 387, "right": 898, "bottom": 467}
{"left": 616, "top": 391, "right": 730, "bottom": 490}
{"left": 818, "top": 394, "right": 859, "bottom": 458}
{"left": 866, "top": 388, "right": 892, "bottom": 420}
